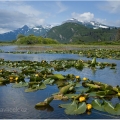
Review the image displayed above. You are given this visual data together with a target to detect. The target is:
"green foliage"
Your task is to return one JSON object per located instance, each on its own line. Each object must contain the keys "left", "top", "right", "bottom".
{"left": 47, "top": 23, "right": 118, "bottom": 44}
{"left": 59, "top": 100, "right": 86, "bottom": 115}
{"left": 17, "top": 34, "right": 25, "bottom": 39}
{"left": 16, "top": 34, "right": 59, "bottom": 44}
{"left": 116, "top": 29, "right": 120, "bottom": 41}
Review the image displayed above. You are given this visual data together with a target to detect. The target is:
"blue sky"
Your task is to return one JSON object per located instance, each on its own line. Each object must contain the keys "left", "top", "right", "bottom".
{"left": 0, "top": 1, "right": 120, "bottom": 33}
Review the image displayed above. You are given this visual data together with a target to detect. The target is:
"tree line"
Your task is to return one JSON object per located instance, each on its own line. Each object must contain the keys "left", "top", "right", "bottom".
{"left": 16, "top": 34, "right": 59, "bottom": 44}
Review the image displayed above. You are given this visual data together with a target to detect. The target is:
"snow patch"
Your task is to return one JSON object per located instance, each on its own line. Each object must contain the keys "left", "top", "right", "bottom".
{"left": 99, "top": 25, "right": 108, "bottom": 28}
{"left": 90, "top": 21, "right": 95, "bottom": 26}
{"left": 33, "top": 28, "right": 40, "bottom": 30}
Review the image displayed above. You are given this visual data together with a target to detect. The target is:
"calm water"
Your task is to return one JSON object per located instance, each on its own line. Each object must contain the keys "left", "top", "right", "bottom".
{"left": 0, "top": 46, "right": 120, "bottom": 119}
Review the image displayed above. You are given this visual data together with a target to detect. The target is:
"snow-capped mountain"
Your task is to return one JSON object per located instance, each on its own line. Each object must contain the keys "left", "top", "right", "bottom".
{"left": 0, "top": 25, "right": 52, "bottom": 41}
{"left": 0, "top": 25, "right": 29, "bottom": 41}
{"left": 62, "top": 18, "right": 114, "bottom": 29}
{"left": 0, "top": 18, "right": 117, "bottom": 41}
{"left": 24, "top": 25, "right": 52, "bottom": 37}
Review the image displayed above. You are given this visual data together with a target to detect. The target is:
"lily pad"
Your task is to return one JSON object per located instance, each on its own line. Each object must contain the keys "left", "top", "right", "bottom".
{"left": 103, "top": 101, "right": 116, "bottom": 115}
{"left": 75, "top": 82, "right": 82, "bottom": 87}
{"left": 36, "top": 82, "right": 46, "bottom": 90}
{"left": 35, "top": 104, "right": 54, "bottom": 112}
{"left": 91, "top": 99, "right": 104, "bottom": 112}
{"left": 114, "top": 103, "right": 120, "bottom": 115}
{"left": 76, "top": 87, "right": 89, "bottom": 93}
{"left": 43, "top": 78, "right": 55, "bottom": 85}
{"left": 60, "top": 84, "right": 72, "bottom": 94}
{"left": 60, "top": 100, "right": 86, "bottom": 115}
{"left": 25, "top": 82, "right": 46, "bottom": 92}
{"left": 53, "top": 94, "right": 68, "bottom": 100}
{"left": 47, "top": 74, "right": 65, "bottom": 80}
{"left": 59, "top": 102, "right": 72, "bottom": 108}
{"left": 64, "top": 94, "right": 79, "bottom": 99}
{"left": 12, "top": 82, "right": 28, "bottom": 88}
{"left": 25, "top": 87, "right": 38, "bottom": 92}
{"left": 35, "top": 96, "right": 54, "bottom": 107}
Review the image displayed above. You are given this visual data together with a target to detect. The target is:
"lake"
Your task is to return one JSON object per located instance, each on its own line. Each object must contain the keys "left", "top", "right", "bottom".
{"left": 0, "top": 45, "right": 120, "bottom": 119}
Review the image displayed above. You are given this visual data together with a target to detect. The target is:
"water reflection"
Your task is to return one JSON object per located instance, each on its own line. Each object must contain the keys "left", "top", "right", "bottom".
{"left": 0, "top": 53, "right": 81, "bottom": 61}
{"left": 0, "top": 46, "right": 18, "bottom": 52}
{"left": 0, "top": 46, "right": 120, "bottom": 119}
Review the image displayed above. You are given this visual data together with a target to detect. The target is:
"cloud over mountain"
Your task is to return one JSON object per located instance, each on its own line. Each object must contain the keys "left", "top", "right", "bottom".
{"left": 0, "top": 1, "right": 45, "bottom": 34}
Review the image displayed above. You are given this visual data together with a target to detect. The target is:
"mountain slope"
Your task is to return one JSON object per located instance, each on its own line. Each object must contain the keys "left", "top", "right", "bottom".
{"left": 0, "top": 25, "right": 51, "bottom": 41}
{"left": 47, "top": 22, "right": 118, "bottom": 43}
{"left": 25, "top": 25, "right": 52, "bottom": 37}
{"left": 62, "top": 18, "right": 113, "bottom": 29}
{"left": 0, "top": 25, "right": 29, "bottom": 41}
{"left": 0, "top": 18, "right": 118, "bottom": 42}
{"left": 47, "top": 23, "right": 89, "bottom": 43}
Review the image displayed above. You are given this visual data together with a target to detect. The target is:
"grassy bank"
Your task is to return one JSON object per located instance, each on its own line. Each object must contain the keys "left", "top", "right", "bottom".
{"left": 14, "top": 44, "right": 120, "bottom": 52}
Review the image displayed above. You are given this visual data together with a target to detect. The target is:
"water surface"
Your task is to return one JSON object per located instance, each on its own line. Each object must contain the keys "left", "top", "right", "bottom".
{"left": 0, "top": 46, "right": 120, "bottom": 119}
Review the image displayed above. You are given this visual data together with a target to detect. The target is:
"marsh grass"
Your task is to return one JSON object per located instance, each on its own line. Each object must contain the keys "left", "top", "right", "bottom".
{"left": 15, "top": 44, "right": 120, "bottom": 52}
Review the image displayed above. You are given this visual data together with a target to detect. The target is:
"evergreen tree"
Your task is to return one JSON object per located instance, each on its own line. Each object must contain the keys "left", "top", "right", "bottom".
{"left": 116, "top": 29, "right": 120, "bottom": 41}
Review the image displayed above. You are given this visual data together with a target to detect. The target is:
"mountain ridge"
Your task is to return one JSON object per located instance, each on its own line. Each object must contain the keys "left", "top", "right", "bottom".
{"left": 0, "top": 18, "right": 119, "bottom": 42}
{"left": 47, "top": 22, "right": 118, "bottom": 43}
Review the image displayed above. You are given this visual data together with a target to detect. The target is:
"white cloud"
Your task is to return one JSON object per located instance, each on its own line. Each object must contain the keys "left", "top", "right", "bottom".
{"left": 56, "top": 1, "right": 67, "bottom": 13}
{"left": 71, "top": 12, "right": 107, "bottom": 25}
{"left": 72, "top": 12, "right": 94, "bottom": 22}
{"left": 0, "top": 28, "right": 11, "bottom": 34}
{"left": 0, "top": 1, "right": 45, "bottom": 34}
{"left": 95, "top": 18, "right": 107, "bottom": 24}
{"left": 71, "top": 11, "right": 120, "bottom": 27}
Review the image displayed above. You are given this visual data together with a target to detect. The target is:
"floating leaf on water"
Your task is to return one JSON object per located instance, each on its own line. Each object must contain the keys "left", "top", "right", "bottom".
{"left": 35, "top": 104, "right": 54, "bottom": 112}
{"left": 43, "top": 78, "right": 51, "bottom": 84}
{"left": 53, "top": 94, "right": 64, "bottom": 100}
{"left": 53, "top": 94, "right": 68, "bottom": 100}
{"left": 47, "top": 74, "right": 65, "bottom": 80}
{"left": 91, "top": 57, "right": 96, "bottom": 67}
{"left": 0, "top": 82, "right": 3, "bottom": 85}
{"left": 103, "top": 100, "right": 116, "bottom": 115}
{"left": 96, "top": 91, "right": 106, "bottom": 96}
{"left": 25, "top": 87, "right": 38, "bottom": 92}
{"left": 91, "top": 99, "right": 104, "bottom": 112}
{"left": 88, "top": 92, "right": 97, "bottom": 97}
{"left": 49, "top": 79, "right": 55, "bottom": 85}
{"left": 43, "top": 78, "right": 54, "bottom": 85}
{"left": 84, "top": 83, "right": 101, "bottom": 89}
{"left": 69, "top": 86, "right": 74, "bottom": 91}
{"left": 64, "top": 94, "right": 79, "bottom": 99}
{"left": 0, "top": 77, "right": 9, "bottom": 83}
{"left": 35, "top": 101, "right": 48, "bottom": 107}
{"left": 12, "top": 82, "right": 28, "bottom": 88}
{"left": 55, "top": 80, "right": 66, "bottom": 87}
{"left": 36, "top": 82, "right": 46, "bottom": 90}
{"left": 64, "top": 100, "right": 86, "bottom": 115}
{"left": 75, "top": 82, "right": 82, "bottom": 87}
{"left": 60, "top": 84, "right": 72, "bottom": 94}
{"left": 76, "top": 87, "right": 89, "bottom": 93}
{"left": 74, "top": 63, "right": 84, "bottom": 71}
{"left": 52, "top": 92, "right": 59, "bottom": 96}
{"left": 59, "top": 102, "right": 72, "bottom": 108}
{"left": 35, "top": 96, "right": 54, "bottom": 107}
{"left": 44, "top": 96, "right": 54, "bottom": 104}
{"left": 114, "top": 103, "right": 120, "bottom": 115}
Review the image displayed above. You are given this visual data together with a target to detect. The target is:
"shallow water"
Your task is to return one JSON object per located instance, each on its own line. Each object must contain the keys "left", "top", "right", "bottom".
{"left": 0, "top": 46, "right": 120, "bottom": 119}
